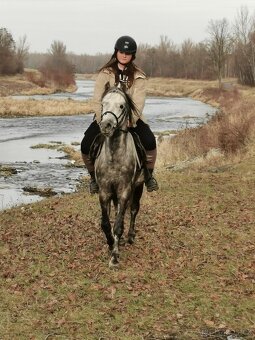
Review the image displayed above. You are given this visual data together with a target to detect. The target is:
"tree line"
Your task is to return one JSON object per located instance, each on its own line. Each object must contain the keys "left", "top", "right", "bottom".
{"left": 1, "top": 6, "right": 255, "bottom": 87}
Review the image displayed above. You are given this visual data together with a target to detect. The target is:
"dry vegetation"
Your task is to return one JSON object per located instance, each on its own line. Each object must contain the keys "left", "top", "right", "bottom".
{"left": 0, "top": 161, "right": 254, "bottom": 339}
{"left": 157, "top": 85, "right": 255, "bottom": 169}
{"left": 1, "top": 72, "right": 254, "bottom": 165}
{"left": 0, "top": 73, "right": 255, "bottom": 339}
{"left": 0, "top": 71, "right": 93, "bottom": 116}
{"left": 0, "top": 97, "right": 94, "bottom": 117}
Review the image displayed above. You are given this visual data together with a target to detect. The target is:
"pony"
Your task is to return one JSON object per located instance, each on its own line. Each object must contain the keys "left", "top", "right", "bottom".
{"left": 90, "top": 85, "right": 146, "bottom": 268}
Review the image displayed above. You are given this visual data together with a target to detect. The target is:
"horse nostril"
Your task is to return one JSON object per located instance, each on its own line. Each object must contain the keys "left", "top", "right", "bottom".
{"left": 101, "top": 121, "right": 113, "bottom": 134}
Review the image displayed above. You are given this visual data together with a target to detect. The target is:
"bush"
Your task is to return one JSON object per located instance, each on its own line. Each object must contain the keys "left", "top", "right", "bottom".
{"left": 40, "top": 41, "right": 75, "bottom": 89}
{"left": 161, "top": 88, "right": 255, "bottom": 165}
{"left": 25, "top": 70, "right": 46, "bottom": 87}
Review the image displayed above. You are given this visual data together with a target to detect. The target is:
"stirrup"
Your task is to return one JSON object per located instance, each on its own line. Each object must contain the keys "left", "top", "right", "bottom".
{"left": 145, "top": 176, "right": 159, "bottom": 192}
{"left": 89, "top": 179, "right": 99, "bottom": 194}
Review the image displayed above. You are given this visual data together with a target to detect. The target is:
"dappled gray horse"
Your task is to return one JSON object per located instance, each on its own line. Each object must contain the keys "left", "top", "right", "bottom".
{"left": 93, "top": 86, "right": 144, "bottom": 268}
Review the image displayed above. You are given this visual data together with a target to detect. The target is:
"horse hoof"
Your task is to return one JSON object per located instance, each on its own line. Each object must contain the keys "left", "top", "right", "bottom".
{"left": 109, "top": 257, "right": 119, "bottom": 269}
{"left": 128, "top": 235, "right": 135, "bottom": 244}
{"left": 119, "top": 237, "right": 126, "bottom": 246}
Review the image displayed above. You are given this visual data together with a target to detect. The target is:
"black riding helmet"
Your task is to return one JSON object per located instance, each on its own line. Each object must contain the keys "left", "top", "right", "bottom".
{"left": 114, "top": 36, "right": 137, "bottom": 55}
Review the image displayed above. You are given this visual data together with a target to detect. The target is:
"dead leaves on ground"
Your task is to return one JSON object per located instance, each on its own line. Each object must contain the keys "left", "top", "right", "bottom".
{"left": 0, "top": 169, "right": 254, "bottom": 339}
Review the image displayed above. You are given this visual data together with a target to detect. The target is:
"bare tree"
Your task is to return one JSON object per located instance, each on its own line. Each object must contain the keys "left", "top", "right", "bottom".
{"left": 181, "top": 39, "right": 195, "bottom": 78}
{"left": 233, "top": 6, "right": 255, "bottom": 86}
{"left": 207, "top": 18, "right": 233, "bottom": 88}
{"left": 156, "top": 35, "right": 177, "bottom": 76}
{"left": 0, "top": 27, "right": 16, "bottom": 74}
{"left": 40, "top": 40, "right": 75, "bottom": 88}
{"left": 49, "top": 40, "right": 66, "bottom": 57}
{"left": 16, "top": 35, "right": 29, "bottom": 73}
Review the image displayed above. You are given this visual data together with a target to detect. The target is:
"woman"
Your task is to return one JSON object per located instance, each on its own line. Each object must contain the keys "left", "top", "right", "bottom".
{"left": 81, "top": 35, "right": 158, "bottom": 194}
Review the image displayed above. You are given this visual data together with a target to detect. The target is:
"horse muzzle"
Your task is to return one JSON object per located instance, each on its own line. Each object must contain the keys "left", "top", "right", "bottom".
{"left": 99, "top": 120, "right": 116, "bottom": 136}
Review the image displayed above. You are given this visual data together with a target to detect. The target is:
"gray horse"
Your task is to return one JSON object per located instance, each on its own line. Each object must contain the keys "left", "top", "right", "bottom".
{"left": 92, "top": 86, "right": 145, "bottom": 268}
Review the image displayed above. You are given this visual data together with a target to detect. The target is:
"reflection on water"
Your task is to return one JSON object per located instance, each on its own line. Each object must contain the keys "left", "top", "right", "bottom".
{"left": 0, "top": 80, "right": 217, "bottom": 210}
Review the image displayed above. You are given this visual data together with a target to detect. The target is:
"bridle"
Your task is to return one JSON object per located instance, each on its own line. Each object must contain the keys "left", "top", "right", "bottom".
{"left": 100, "top": 90, "right": 129, "bottom": 133}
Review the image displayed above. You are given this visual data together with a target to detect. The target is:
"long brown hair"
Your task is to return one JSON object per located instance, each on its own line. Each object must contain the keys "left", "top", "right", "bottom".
{"left": 98, "top": 52, "right": 146, "bottom": 88}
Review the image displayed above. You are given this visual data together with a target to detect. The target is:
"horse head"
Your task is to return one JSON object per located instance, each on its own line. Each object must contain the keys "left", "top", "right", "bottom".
{"left": 99, "top": 86, "right": 136, "bottom": 137}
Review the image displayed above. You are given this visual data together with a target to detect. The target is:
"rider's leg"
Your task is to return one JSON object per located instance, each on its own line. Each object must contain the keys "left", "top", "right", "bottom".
{"left": 81, "top": 121, "right": 100, "bottom": 194}
{"left": 131, "top": 120, "right": 159, "bottom": 192}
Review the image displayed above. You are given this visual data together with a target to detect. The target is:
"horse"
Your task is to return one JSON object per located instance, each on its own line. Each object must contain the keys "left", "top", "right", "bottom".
{"left": 91, "top": 85, "right": 146, "bottom": 268}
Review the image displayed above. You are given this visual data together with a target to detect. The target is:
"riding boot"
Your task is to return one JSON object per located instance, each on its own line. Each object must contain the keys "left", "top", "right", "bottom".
{"left": 81, "top": 153, "right": 99, "bottom": 194}
{"left": 144, "top": 148, "right": 159, "bottom": 192}
{"left": 144, "top": 168, "right": 159, "bottom": 192}
{"left": 89, "top": 171, "right": 99, "bottom": 194}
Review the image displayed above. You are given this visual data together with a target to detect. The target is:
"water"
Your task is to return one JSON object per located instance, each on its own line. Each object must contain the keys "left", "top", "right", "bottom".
{"left": 0, "top": 80, "right": 217, "bottom": 210}
{"left": 144, "top": 96, "right": 215, "bottom": 132}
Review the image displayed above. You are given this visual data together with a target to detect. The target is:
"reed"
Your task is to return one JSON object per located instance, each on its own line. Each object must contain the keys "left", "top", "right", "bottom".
{"left": 157, "top": 86, "right": 255, "bottom": 168}
{"left": 0, "top": 97, "right": 94, "bottom": 117}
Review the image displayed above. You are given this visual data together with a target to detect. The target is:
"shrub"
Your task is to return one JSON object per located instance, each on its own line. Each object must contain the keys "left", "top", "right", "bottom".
{"left": 160, "top": 88, "right": 255, "bottom": 165}
{"left": 40, "top": 41, "right": 75, "bottom": 89}
{"left": 25, "top": 70, "right": 46, "bottom": 87}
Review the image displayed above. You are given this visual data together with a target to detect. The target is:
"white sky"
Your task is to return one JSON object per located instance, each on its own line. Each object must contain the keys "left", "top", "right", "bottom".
{"left": 1, "top": 0, "right": 255, "bottom": 55}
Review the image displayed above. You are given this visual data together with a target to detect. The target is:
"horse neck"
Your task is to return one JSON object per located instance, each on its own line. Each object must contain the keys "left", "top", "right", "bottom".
{"left": 102, "top": 127, "right": 130, "bottom": 158}
{"left": 108, "top": 129, "right": 127, "bottom": 147}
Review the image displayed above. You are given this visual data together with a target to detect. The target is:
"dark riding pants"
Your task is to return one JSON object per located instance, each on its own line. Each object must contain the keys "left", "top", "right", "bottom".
{"left": 81, "top": 119, "right": 157, "bottom": 170}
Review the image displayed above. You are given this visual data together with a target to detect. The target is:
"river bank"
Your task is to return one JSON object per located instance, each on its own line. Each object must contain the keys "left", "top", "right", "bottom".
{"left": 0, "top": 85, "right": 216, "bottom": 210}
{"left": 0, "top": 73, "right": 223, "bottom": 117}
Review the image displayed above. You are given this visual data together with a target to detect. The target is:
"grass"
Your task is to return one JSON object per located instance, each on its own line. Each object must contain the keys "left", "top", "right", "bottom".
{"left": 0, "top": 73, "right": 255, "bottom": 339}
{"left": 0, "top": 97, "right": 94, "bottom": 117}
{"left": 0, "top": 71, "right": 92, "bottom": 117}
{"left": 0, "top": 160, "right": 254, "bottom": 339}
{"left": 157, "top": 86, "right": 255, "bottom": 167}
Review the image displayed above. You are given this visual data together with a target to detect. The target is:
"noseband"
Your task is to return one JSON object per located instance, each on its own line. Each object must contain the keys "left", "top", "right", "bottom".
{"left": 101, "top": 107, "right": 127, "bottom": 129}
{"left": 101, "top": 99, "right": 129, "bottom": 132}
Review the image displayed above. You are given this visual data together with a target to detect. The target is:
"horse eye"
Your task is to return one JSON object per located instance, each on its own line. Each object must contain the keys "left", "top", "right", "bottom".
{"left": 120, "top": 105, "right": 124, "bottom": 109}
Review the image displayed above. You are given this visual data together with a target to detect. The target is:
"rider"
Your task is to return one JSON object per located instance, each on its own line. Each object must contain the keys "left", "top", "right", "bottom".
{"left": 81, "top": 35, "right": 159, "bottom": 194}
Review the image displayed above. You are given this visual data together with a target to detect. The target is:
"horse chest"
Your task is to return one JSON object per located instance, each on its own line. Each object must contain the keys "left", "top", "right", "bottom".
{"left": 96, "top": 147, "right": 136, "bottom": 182}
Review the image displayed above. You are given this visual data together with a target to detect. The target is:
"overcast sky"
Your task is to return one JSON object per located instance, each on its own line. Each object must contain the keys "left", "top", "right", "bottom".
{"left": 1, "top": 0, "right": 255, "bottom": 55}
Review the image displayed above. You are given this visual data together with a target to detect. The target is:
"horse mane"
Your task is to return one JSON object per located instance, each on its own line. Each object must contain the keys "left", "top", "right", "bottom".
{"left": 101, "top": 82, "right": 139, "bottom": 122}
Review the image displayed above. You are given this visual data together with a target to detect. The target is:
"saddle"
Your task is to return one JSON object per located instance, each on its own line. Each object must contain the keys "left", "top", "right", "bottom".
{"left": 89, "top": 130, "right": 147, "bottom": 170}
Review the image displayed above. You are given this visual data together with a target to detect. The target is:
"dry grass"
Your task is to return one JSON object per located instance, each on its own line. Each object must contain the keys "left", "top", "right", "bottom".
{"left": 1, "top": 73, "right": 254, "bottom": 167}
{"left": 0, "top": 74, "right": 255, "bottom": 339}
{"left": 0, "top": 97, "right": 94, "bottom": 117}
{"left": 0, "top": 71, "right": 53, "bottom": 97}
{"left": 158, "top": 86, "right": 255, "bottom": 168}
{"left": 147, "top": 77, "right": 219, "bottom": 97}
{"left": 0, "top": 160, "right": 254, "bottom": 339}
{"left": 0, "top": 71, "right": 92, "bottom": 117}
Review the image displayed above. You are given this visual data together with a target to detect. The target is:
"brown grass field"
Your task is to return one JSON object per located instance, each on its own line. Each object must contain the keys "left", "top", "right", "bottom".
{"left": 0, "top": 72, "right": 254, "bottom": 339}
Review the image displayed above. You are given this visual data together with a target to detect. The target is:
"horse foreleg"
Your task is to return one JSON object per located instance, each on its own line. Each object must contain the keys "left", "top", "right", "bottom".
{"left": 100, "top": 197, "right": 114, "bottom": 250}
{"left": 109, "top": 200, "right": 127, "bottom": 268}
{"left": 128, "top": 184, "right": 143, "bottom": 244}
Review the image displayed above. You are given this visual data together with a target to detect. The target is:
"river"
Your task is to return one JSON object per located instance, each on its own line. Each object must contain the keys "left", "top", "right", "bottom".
{"left": 0, "top": 80, "right": 217, "bottom": 210}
